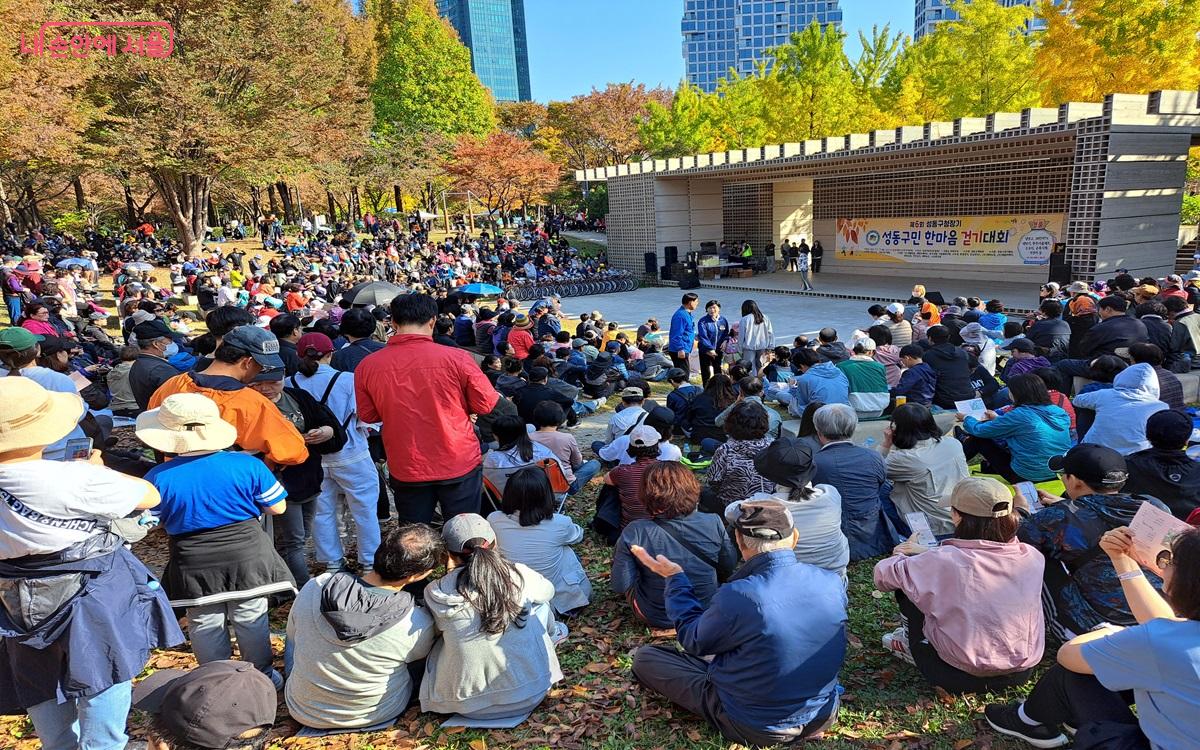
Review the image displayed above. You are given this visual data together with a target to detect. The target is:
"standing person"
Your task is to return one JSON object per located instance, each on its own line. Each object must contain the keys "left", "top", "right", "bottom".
{"left": 0, "top": 378, "right": 183, "bottom": 750}
{"left": 737, "top": 300, "right": 774, "bottom": 376}
{"left": 137, "top": 394, "right": 294, "bottom": 688}
{"left": 795, "top": 237, "right": 810, "bottom": 273}
{"left": 696, "top": 300, "right": 730, "bottom": 386}
{"left": 356, "top": 294, "right": 499, "bottom": 524}
{"left": 290, "top": 332, "right": 382, "bottom": 572}
{"left": 796, "top": 244, "right": 814, "bottom": 290}
{"left": 810, "top": 239, "right": 824, "bottom": 273}
{"left": 668, "top": 293, "right": 699, "bottom": 373}
{"left": 629, "top": 499, "right": 846, "bottom": 747}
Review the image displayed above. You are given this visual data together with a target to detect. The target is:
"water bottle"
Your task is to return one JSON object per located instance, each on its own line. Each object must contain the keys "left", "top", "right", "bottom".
{"left": 864, "top": 437, "right": 877, "bottom": 451}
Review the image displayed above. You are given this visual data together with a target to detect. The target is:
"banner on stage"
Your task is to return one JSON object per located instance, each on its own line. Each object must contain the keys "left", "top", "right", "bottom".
{"left": 835, "top": 214, "right": 1064, "bottom": 265}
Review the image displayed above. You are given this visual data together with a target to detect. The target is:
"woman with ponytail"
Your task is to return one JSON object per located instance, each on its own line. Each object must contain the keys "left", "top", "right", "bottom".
{"left": 421, "top": 513, "right": 563, "bottom": 720}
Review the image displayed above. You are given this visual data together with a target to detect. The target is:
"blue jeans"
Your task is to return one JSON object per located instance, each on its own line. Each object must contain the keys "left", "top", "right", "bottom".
{"left": 4, "top": 295, "right": 20, "bottom": 324}
{"left": 27, "top": 680, "right": 132, "bottom": 750}
{"left": 568, "top": 459, "right": 602, "bottom": 494}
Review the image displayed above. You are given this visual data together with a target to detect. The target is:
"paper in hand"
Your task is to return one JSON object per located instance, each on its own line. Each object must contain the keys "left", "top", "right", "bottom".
{"left": 68, "top": 371, "right": 92, "bottom": 393}
{"left": 905, "top": 512, "right": 938, "bottom": 547}
{"left": 1128, "top": 502, "right": 1191, "bottom": 576}
{"left": 954, "top": 398, "right": 988, "bottom": 420}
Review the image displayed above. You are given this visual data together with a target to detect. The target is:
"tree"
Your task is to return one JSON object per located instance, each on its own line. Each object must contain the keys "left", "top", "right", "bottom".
{"left": 768, "top": 23, "right": 864, "bottom": 140}
{"left": 92, "top": 0, "right": 371, "bottom": 251}
{"left": 548, "top": 83, "right": 672, "bottom": 171}
{"left": 370, "top": 0, "right": 495, "bottom": 137}
{"left": 641, "top": 82, "right": 722, "bottom": 157}
{"left": 443, "top": 132, "right": 559, "bottom": 226}
{"left": 1037, "top": 0, "right": 1200, "bottom": 103}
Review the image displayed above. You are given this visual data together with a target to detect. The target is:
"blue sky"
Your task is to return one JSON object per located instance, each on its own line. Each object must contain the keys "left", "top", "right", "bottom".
{"left": 524, "top": 0, "right": 912, "bottom": 102}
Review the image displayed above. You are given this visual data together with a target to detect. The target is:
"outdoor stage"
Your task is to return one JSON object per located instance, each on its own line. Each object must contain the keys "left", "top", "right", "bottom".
{"left": 692, "top": 269, "right": 1049, "bottom": 314}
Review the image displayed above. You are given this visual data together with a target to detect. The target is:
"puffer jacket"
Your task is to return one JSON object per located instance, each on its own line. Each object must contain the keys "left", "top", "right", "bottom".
{"left": 1073, "top": 363, "right": 1168, "bottom": 455}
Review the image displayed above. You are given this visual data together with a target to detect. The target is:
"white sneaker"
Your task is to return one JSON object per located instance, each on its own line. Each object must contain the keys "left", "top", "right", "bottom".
{"left": 881, "top": 626, "right": 915, "bottom": 665}
{"left": 551, "top": 620, "right": 569, "bottom": 646}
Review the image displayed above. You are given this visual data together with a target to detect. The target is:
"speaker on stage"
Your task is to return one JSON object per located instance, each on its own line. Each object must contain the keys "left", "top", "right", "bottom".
{"left": 1048, "top": 243, "right": 1071, "bottom": 285}
{"left": 679, "top": 263, "right": 700, "bottom": 289}
{"left": 660, "top": 264, "right": 673, "bottom": 281}
{"left": 664, "top": 246, "right": 679, "bottom": 266}
{"left": 644, "top": 251, "right": 657, "bottom": 275}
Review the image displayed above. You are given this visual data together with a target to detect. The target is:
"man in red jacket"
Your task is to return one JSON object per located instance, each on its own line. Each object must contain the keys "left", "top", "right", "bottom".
{"left": 355, "top": 294, "right": 499, "bottom": 524}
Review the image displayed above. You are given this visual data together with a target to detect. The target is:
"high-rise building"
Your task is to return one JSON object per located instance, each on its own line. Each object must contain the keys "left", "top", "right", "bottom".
{"left": 682, "top": 0, "right": 844, "bottom": 93}
{"left": 436, "top": 0, "right": 531, "bottom": 102}
{"left": 914, "top": 0, "right": 1055, "bottom": 40}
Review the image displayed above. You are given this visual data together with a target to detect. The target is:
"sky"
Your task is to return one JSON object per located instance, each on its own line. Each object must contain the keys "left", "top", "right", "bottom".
{"left": 523, "top": 0, "right": 912, "bottom": 102}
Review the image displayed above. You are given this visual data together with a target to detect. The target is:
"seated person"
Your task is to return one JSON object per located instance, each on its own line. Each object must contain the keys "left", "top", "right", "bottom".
{"left": 1019, "top": 444, "right": 1170, "bottom": 641}
{"left": 598, "top": 405, "right": 684, "bottom": 466}
{"left": 664, "top": 367, "right": 701, "bottom": 427}
{"left": 787, "top": 349, "right": 850, "bottom": 418}
{"left": 637, "top": 342, "right": 672, "bottom": 381}
{"left": 881, "top": 403, "right": 968, "bottom": 537}
{"left": 482, "top": 414, "right": 566, "bottom": 499}
{"left": 488, "top": 468, "right": 591, "bottom": 616}
{"left": 611, "top": 462, "right": 736, "bottom": 629}
{"left": 733, "top": 437, "right": 850, "bottom": 581}
{"left": 630, "top": 500, "right": 847, "bottom": 748}
{"left": 986, "top": 526, "right": 1200, "bottom": 750}
{"left": 892, "top": 344, "right": 937, "bottom": 407}
{"left": 701, "top": 400, "right": 774, "bottom": 512}
{"left": 1073, "top": 362, "right": 1167, "bottom": 455}
{"left": 529, "top": 402, "right": 600, "bottom": 496}
{"left": 836, "top": 339, "right": 890, "bottom": 417}
{"left": 685, "top": 373, "right": 738, "bottom": 445}
{"left": 1122, "top": 409, "right": 1200, "bottom": 520}
{"left": 874, "top": 478, "right": 1044, "bottom": 694}
{"left": 715, "top": 377, "right": 781, "bottom": 439}
{"left": 421, "top": 514, "right": 562, "bottom": 719}
{"left": 959, "top": 374, "right": 1072, "bottom": 483}
{"left": 811, "top": 404, "right": 897, "bottom": 560}
{"left": 603, "top": 425, "right": 665, "bottom": 528}
{"left": 604, "top": 387, "right": 649, "bottom": 444}
{"left": 285, "top": 525, "right": 440, "bottom": 730}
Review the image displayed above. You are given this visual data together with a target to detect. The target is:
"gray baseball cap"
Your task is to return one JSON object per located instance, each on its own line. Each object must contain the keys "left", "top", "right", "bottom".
{"left": 442, "top": 513, "right": 496, "bottom": 554}
{"left": 222, "top": 326, "right": 284, "bottom": 370}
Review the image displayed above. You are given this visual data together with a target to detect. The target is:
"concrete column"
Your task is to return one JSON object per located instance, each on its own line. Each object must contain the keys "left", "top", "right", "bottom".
{"left": 689, "top": 178, "right": 723, "bottom": 252}
{"left": 772, "top": 178, "right": 814, "bottom": 247}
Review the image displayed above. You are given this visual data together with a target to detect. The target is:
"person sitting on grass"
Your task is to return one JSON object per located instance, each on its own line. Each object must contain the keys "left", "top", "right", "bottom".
{"left": 958, "top": 374, "right": 1072, "bottom": 484}
{"left": 1121, "top": 410, "right": 1200, "bottom": 520}
{"left": 985, "top": 526, "right": 1200, "bottom": 750}
{"left": 1073, "top": 362, "right": 1167, "bottom": 456}
{"left": 488, "top": 467, "right": 591, "bottom": 616}
{"left": 421, "top": 513, "right": 563, "bottom": 720}
{"left": 529, "top": 401, "right": 601, "bottom": 496}
{"left": 481, "top": 414, "right": 566, "bottom": 499}
{"left": 874, "top": 477, "right": 1045, "bottom": 694}
{"left": 881, "top": 402, "right": 968, "bottom": 537}
{"left": 603, "top": 425, "right": 665, "bottom": 529}
{"left": 701, "top": 400, "right": 775, "bottom": 513}
{"left": 714, "top": 376, "right": 781, "bottom": 439}
{"left": 892, "top": 344, "right": 937, "bottom": 407}
{"left": 284, "top": 525, "right": 440, "bottom": 731}
{"left": 836, "top": 338, "right": 890, "bottom": 417}
{"left": 629, "top": 499, "right": 847, "bottom": 748}
{"left": 611, "top": 462, "right": 736, "bottom": 629}
{"left": 787, "top": 349, "right": 850, "bottom": 419}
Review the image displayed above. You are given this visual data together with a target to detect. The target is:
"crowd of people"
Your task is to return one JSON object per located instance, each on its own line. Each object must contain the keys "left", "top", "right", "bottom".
{"left": 1, "top": 220, "right": 1199, "bottom": 750}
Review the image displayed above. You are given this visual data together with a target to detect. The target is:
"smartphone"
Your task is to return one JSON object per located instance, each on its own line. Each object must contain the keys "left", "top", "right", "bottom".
{"left": 1015, "top": 481, "right": 1042, "bottom": 513}
{"left": 905, "top": 512, "right": 938, "bottom": 547}
{"left": 64, "top": 437, "right": 93, "bottom": 461}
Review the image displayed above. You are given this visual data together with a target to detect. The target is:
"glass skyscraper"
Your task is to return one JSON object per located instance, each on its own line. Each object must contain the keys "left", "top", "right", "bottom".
{"left": 914, "top": 0, "right": 1055, "bottom": 40}
{"left": 436, "top": 0, "right": 531, "bottom": 102}
{"left": 681, "top": 1, "right": 844, "bottom": 93}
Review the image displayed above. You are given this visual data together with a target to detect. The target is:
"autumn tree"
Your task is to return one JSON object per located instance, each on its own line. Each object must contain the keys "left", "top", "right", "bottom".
{"left": 444, "top": 132, "right": 559, "bottom": 227}
{"left": 90, "top": 0, "right": 371, "bottom": 251}
{"left": 1037, "top": 0, "right": 1200, "bottom": 103}
{"left": 548, "top": 83, "right": 671, "bottom": 172}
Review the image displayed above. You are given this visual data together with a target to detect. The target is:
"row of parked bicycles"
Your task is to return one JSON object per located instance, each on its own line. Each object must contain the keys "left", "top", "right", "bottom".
{"left": 505, "top": 272, "right": 640, "bottom": 301}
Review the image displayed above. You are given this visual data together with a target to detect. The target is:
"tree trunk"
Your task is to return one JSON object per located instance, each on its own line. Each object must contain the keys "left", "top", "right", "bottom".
{"left": 26, "top": 184, "right": 41, "bottom": 227}
{"left": 275, "top": 181, "right": 296, "bottom": 224}
{"left": 207, "top": 196, "right": 218, "bottom": 228}
{"left": 349, "top": 185, "right": 361, "bottom": 221}
{"left": 249, "top": 185, "right": 262, "bottom": 221}
{"left": 148, "top": 169, "right": 211, "bottom": 254}
{"left": 123, "top": 181, "right": 137, "bottom": 228}
{"left": 0, "top": 178, "right": 12, "bottom": 227}
{"left": 393, "top": 184, "right": 403, "bottom": 213}
{"left": 267, "top": 184, "right": 279, "bottom": 216}
{"left": 325, "top": 189, "right": 337, "bottom": 222}
{"left": 72, "top": 177, "right": 85, "bottom": 211}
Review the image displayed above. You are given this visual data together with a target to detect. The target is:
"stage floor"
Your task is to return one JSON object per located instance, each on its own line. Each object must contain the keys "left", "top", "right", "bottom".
{"left": 696, "top": 270, "right": 1048, "bottom": 314}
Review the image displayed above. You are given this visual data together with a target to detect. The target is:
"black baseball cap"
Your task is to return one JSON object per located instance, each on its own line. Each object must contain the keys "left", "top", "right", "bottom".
{"left": 1047, "top": 444, "right": 1128, "bottom": 488}
{"left": 131, "top": 660, "right": 276, "bottom": 748}
{"left": 1002, "top": 338, "right": 1036, "bottom": 353}
{"left": 753, "top": 437, "right": 815, "bottom": 489}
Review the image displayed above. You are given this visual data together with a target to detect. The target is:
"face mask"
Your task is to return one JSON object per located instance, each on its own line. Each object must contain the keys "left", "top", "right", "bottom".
{"left": 163, "top": 342, "right": 179, "bottom": 358}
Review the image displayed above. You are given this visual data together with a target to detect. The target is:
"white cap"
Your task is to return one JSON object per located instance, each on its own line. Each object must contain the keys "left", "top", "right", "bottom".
{"left": 886, "top": 302, "right": 905, "bottom": 315}
{"left": 629, "top": 425, "right": 661, "bottom": 448}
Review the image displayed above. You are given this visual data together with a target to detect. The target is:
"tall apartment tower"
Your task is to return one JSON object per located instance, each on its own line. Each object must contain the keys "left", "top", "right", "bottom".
{"left": 436, "top": 0, "right": 531, "bottom": 102}
{"left": 914, "top": 0, "right": 1056, "bottom": 40}
{"left": 682, "top": 0, "right": 844, "bottom": 93}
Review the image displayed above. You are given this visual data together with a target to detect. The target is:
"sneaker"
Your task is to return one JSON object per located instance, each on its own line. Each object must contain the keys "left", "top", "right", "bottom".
{"left": 881, "top": 626, "right": 915, "bottom": 666}
{"left": 984, "top": 704, "right": 1068, "bottom": 748}
{"left": 550, "top": 620, "right": 569, "bottom": 646}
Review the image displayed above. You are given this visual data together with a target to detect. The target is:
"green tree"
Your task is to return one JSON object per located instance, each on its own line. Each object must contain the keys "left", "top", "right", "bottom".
{"left": 370, "top": 0, "right": 495, "bottom": 137}
{"left": 1037, "top": 0, "right": 1200, "bottom": 104}
{"left": 769, "top": 23, "right": 863, "bottom": 140}
{"left": 641, "top": 82, "right": 721, "bottom": 157}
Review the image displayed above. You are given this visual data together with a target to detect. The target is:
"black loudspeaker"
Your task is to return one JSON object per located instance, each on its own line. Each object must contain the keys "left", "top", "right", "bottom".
{"left": 664, "top": 246, "right": 679, "bottom": 266}
{"left": 679, "top": 267, "right": 700, "bottom": 290}
{"left": 660, "top": 264, "right": 673, "bottom": 281}
{"left": 644, "top": 252, "right": 657, "bottom": 275}
{"left": 925, "top": 291, "right": 946, "bottom": 306}
{"left": 1048, "top": 243, "right": 1071, "bottom": 285}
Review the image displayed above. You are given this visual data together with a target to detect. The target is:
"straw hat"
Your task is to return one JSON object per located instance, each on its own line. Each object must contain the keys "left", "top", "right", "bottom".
{"left": 136, "top": 393, "right": 238, "bottom": 454}
{"left": 0, "top": 378, "right": 84, "bottom": 453}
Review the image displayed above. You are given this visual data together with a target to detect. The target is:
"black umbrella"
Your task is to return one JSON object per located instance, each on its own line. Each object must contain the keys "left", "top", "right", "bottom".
{"left": 345, "top": 280, "right": 406, "bottom": 307}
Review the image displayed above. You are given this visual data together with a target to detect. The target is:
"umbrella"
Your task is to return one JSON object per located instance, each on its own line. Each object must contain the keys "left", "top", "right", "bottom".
{"left": 55, "top": 257, "right": 93, "bottom": 269}
{"left": 459, "top": 282, "right": 504, "bottom": 296}
{"left": 345, "top": 280, "right": 406, "bottom": 307}
{"left": 124, "top": 262, "right": 154, "bottom": 272}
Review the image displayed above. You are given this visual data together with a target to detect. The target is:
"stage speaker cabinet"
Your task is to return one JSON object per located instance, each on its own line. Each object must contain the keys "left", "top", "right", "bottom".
{"left": 660, "top": 264, "right": 673, "bottom": 281}
{"left": 679, "top": 266, "right": 700, "bottom": 290}
{"left": 1048, "top": 243, "right": 1071, "bottom": 285}
{"left": 664, "top": 246, "right": 679, "bottom": 266}
{"left": 644, "top": 251, "right": 658, "bottom": 275}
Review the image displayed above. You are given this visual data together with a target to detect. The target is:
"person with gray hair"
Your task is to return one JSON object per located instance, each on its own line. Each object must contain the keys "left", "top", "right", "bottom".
{"left": 811, "top": 404, "right": 898, "bottom": 560}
